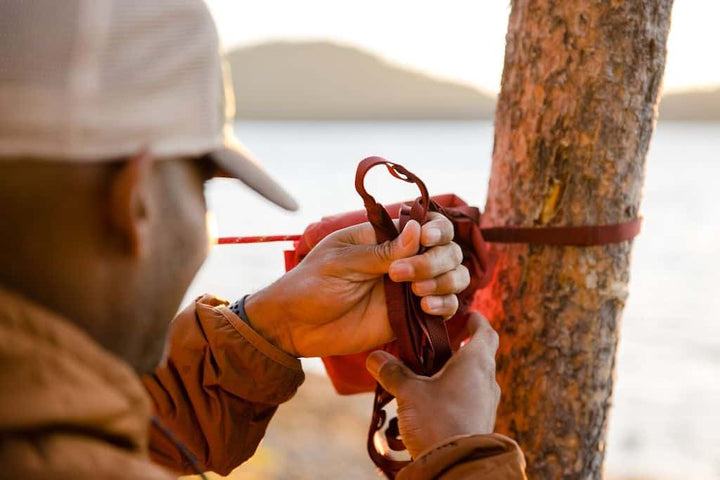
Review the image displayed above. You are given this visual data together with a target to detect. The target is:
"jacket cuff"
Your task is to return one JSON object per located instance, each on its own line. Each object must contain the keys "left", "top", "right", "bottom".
{"left": 194, "top": 296, "right": 304, "bottom": 405}
{"left": 398, "top": 433, "right": 526, "bottom": 480}
{"left": 218, "top": 305, "right": 301, "bottom": 372}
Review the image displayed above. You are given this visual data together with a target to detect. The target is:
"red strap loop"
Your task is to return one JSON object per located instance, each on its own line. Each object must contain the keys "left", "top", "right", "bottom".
{"left": 356, "top": 156, "right": 431, "bottom": 229}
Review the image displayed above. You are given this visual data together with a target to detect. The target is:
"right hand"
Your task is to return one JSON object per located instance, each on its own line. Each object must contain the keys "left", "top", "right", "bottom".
{"left": 365, "top": 312, "right": 501, "bottom": 458}
{"left": 245, "top": 212, "right": 468, "bottom": 357}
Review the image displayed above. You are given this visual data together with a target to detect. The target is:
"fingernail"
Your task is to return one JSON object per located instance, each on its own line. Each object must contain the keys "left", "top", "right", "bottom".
{"left": 424, "top": 227, "right": 441, "bottom": 244}
{"left": 425, "top": 297, "right": 444, "bottom": 311}
{"left": 389, "top": 262, "right": 413, "bottom": 280}
{"left": 400, "top": 223, "right": 416, "bottom": 247}
{"left": 414, "top": 279, "right": 436, "bottom": 295}
{"left": 366, "top": 351, "right": 390, "bottom": 376}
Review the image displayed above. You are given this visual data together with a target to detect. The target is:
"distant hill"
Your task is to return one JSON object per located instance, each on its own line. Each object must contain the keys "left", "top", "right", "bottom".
{"left": 225, "top": 41, "right": 495, "bottom": 120}
{"left": 658, "top": 88, "right": 720, "bottom": 121}
{"left": 225, "top": 41, "right": 719, "bottom": 121}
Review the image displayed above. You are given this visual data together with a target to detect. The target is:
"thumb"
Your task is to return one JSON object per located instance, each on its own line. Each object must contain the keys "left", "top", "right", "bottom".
{"left": 369, "top": 220, "right": 421, "bottom": 271}
{"left": 366, "top": 351, "right": 415, "bottom": 397}
{"left": 465, "top": 311, "right": 487, "bottom": 336}
{"left": 331, "top": 219, "right": 421, "bottom": 276}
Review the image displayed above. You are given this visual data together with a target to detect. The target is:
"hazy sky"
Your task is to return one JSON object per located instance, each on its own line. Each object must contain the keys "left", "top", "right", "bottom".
{"left": 207, "top": 0, "right": 718, "bottom": 95}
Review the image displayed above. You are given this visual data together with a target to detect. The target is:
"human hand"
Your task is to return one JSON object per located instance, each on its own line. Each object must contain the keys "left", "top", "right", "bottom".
{"left": 365, "top": 312, "right": 500, "bottom": 458}
{"left": 244, "top": 212, "right": 469, "bottom": 357}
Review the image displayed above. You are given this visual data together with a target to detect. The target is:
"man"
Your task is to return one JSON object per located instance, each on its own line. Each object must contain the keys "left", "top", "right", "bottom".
{"left": 0, "top": 0, "right": 526, "bottom": 478}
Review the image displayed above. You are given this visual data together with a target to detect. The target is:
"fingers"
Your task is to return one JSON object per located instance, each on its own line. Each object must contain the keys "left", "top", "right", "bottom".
{"left": 390, "top": 220, "right": 422, "bottom": 261}
{"left": 349, "top": 212, "right": 453, "bottom": 249}
{"left": 338, "top": 220, "right": 422, "bottom": 276}
{"left": 389, "top": 241, "right": 463, "bottom": 282}
{"left": 366, "top": 350, "right": 417, "bottom": 397}
{"left": 412, "top": 265, "right": 470, "bottom": 296}
{"left": 420, "top": 294, "right": 459, "bottom": 318}
{"left": 328, "top": 212, "right": 457, "bottom": 280}
{"left": 367, "top": 219, "right": 421, "bottom": 271}
{"left": 421, "top": 212, "right": 455, "bottom": 247}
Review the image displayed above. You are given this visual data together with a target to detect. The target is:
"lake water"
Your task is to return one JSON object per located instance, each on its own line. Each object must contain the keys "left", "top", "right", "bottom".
{"left": 184, "top": 121, "right": 720, "bottom": 479}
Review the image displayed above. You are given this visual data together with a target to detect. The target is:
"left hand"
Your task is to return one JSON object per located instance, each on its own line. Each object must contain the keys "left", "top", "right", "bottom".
{"left": 366, "top": 312, "right": 500, "bottom": 458}
{"left": 244, "top": 212, "right": 470, "bottom": 357}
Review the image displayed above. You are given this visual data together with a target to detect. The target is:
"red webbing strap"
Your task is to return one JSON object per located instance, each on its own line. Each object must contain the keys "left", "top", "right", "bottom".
{"left": 480, "top": 218, "right": 642, "bottom": 246}
{"left": 356, "top": 157, "right": 452, "bottom": 478}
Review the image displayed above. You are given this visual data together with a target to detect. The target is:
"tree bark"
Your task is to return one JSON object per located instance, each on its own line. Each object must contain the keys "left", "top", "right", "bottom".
{"left": 477, "top": 1, "right": 673, "bottom": 478}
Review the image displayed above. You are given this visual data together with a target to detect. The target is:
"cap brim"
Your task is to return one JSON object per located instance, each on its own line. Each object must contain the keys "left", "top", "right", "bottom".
{"left": 208, "top": 144, "right": 299, "bottom": 212}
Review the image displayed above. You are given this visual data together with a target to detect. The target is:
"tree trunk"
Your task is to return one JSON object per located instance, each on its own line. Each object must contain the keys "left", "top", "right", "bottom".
{"left": 477, "top": 1, "right": 673, "bottom": 478}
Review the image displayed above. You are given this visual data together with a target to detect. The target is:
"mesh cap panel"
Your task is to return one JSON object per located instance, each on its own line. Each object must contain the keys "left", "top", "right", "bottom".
{"left": 0, "top": 1, "right": 79, "bottom": 86}
{"left": 0, "top": 0, "right": 225, "bottom": 160}
{"left": 0, "top": 0, "right": 299, "bottom": 210}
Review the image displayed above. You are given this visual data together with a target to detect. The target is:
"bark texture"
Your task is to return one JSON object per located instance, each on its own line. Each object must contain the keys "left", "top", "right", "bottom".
{"left": 477, "top": 1, "right": 673, "bottom": 478}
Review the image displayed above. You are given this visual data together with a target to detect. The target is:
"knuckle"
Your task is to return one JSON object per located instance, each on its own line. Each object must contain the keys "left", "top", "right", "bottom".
{"left": 482, "top": 357, "right": 497, "bottom": 377}
{"left": 450, "top": 242, "right": 463, "bottom": 265}
{"left": 429, "top": 275, "right": 446, "bottom": 293}
{"left": 446, "top": 295, "right": 459, "bottom": 315}
{"left": 383, "top": 362, "right": 402, "bottom": 376}
{"left": 443, "top": 272, "right": 458, "bottom": 291}
{"left": 427, "top": 245, "right": 453, "bottom": 275}
{"left": 382, "top": 362, "right": 407, "bottom": 382}
{"left": 429, "top": 211, "right": 449, "bottom": 225}
{"left": 438, "top": 300, "right": 458, "bottom": 320}
{"left": 493, "top": 381, "right": 502, "bottom": 402}
{"left": 396, "top": 379, "right": 415, "bottom": 399}
{"left": 488, "top": 329, "right": 500, "bottom": 352}
{"left": 432, "top": 270, "right": 464, "bottom": 295}
{"left": 453, "top": 265, "right": 471, "bottom": 292}
{"left": 438, "top": 216, "right": 453, "bottom": 235}
{"left": 413, "top": 254, "right": 431, "bottom": 277}
{"left": 459, "top": 264, "right": 470, "bottom": 283}
{"left": 373, "top": 241, "right": 393, "bottom": 263}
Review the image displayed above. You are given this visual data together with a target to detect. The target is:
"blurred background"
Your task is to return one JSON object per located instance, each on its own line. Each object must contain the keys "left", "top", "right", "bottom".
{"left": 183, "top": 1, "right": 720, "bottom": 478}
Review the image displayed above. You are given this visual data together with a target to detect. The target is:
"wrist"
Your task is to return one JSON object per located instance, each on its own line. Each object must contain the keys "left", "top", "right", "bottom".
{"left": 244, "top": 288, "right": 297, "bottom": 357}
{"left": 228, "top": 295, "right": 252, "bottom": 326}
{"left": 413, "top": 433, "right": 478, "bottom": 460}
{"left": 407, "top": 414, "right": 493, "bottom": 458}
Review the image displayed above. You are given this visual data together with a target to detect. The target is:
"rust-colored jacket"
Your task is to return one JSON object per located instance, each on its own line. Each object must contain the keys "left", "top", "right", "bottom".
{"left": 0, "top": 287, "right": 525, "bottom": 479}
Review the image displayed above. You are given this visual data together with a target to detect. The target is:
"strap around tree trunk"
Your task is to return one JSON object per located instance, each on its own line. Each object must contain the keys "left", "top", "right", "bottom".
{"left": 481, "top": 218, "right": 642, "bottom": 246}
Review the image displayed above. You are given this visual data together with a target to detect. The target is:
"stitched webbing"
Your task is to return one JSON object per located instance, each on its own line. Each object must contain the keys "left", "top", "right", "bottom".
{"left": 355, "top": 156, "right": 641, "bottom": 478}
{"left": 357, "top": 157, "right": 453, "bottom": 478}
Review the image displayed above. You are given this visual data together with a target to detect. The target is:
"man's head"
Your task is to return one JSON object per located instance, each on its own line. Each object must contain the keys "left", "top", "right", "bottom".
{"left": 0, "top": 0, "right": 297, "bottom": 373}
{"left": 0, "top": 153, "right": 211, "bottom": 373}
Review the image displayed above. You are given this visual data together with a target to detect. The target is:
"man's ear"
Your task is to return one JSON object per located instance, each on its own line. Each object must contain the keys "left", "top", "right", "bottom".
{"left": 109, "top": 150, "right": 153, "bottom": 257}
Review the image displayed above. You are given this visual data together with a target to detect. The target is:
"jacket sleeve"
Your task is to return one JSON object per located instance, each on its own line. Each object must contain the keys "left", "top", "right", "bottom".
{"left": 141, "top": 295, "right": 305, "bottom": 476}
{"left": 397, "top": 434, "right": 526, "bottom": 480}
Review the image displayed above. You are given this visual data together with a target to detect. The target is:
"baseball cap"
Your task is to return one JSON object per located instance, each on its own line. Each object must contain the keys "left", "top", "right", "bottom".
{"left": 0, "top": 0, "right": 298, "bottom": 211}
